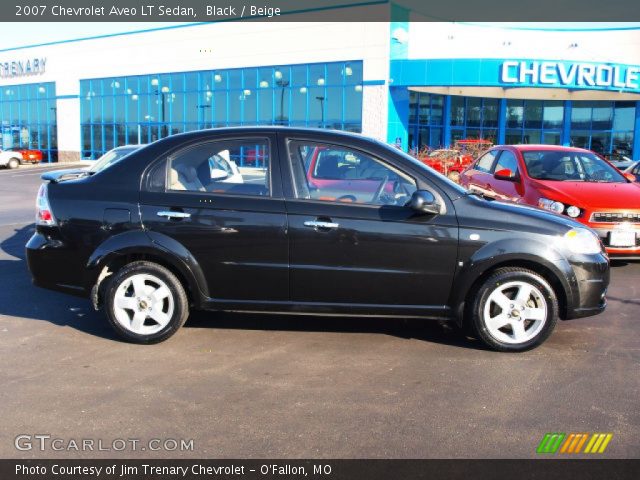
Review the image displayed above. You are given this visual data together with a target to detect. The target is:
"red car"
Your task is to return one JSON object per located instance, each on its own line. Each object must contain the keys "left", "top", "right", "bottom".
{"left": 14, "top": 148, "right": 43, "bottom": 164}
{"left": 459, "top": 144, "right": 640, "bottom": 258}
{"left": 418, "top": 139, "right": 493, "bottom": 183}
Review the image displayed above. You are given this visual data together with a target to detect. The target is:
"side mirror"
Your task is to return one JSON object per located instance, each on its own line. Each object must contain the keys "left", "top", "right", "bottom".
{"left": 494, "top": 168, "right": 518, "bottom": 181}
{"left": 624, "top": 173, "right": 637, "bottom": 182}
{"left": 210, "top": 169, "right": 229, "bottom": 181}
{"left": 409, "top": 190, "right": 440, "bottom": 215}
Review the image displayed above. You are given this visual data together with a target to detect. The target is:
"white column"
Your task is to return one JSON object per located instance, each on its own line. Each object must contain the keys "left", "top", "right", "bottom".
{"left": 54, "top": 76, "right": 81, "bottom": 162}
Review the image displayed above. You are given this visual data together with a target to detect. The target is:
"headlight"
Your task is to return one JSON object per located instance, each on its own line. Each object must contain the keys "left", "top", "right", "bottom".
{"left": 563, "top": 228, "right": 602, "bottom": 255}
{"left": 539, "top": 197, "right": 582, "bottom": 218}
{"left": 566, "top": 205, "right": 581, "bottom": 218}
{"left": 538, "top": 197, "right": 565, "bottom": 214}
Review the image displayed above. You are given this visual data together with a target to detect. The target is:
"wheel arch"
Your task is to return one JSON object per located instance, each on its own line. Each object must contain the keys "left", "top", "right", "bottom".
{"left": 86, "top": 230, "right": 208, "bottom": 309}
{"left": 451, "top": 242, "right": 577, "bottom": 327}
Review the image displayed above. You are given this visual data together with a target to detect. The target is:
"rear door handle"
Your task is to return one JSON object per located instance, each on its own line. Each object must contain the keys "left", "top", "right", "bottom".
{"left": 304, "top": 220, "right": 339, "bottom": 229}
{"left": 157, "top": 211, "right": 191, "bottom": 220}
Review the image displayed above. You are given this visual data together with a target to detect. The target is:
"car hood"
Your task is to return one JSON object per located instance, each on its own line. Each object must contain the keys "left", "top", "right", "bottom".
{"left": 459, "top": 193, "right": 583, "bottom": 235}
{"left": 532, "top": 180, "right": 640, "bottom": 209}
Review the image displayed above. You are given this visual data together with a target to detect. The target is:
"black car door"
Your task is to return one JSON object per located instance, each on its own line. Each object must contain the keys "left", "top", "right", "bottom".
{"left": 138, "top": 133, "right": 288, "bottom": 302}
{"left": 280, "top": 135, "right": 459, "bottom": 315}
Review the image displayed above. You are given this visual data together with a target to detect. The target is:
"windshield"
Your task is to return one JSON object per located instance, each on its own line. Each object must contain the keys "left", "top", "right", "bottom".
{"left": 522, "top": 150, "right": 627, "bottom": 183}
{"left": 88, "top": 147, "right": 138, "bottom": 173}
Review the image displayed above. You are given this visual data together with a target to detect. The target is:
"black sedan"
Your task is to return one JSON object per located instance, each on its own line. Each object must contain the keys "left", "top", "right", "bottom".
{"left": 26, "top": 127, "right": 609, "bottom": 352}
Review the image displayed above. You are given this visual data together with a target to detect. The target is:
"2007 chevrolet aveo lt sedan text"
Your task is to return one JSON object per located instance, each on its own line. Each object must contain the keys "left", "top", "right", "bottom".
{"left": 27, "top": 128, "right": 609, "bottom": 352}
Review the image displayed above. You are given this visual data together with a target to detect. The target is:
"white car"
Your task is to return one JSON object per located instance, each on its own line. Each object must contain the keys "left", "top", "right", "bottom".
{"left": 0, "top": 149, "right": 23, "bottom": 169}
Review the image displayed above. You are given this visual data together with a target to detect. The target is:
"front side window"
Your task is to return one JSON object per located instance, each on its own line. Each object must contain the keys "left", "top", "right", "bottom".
{"left": 493, "top": 150, "right": 519, "bottom": 176}
{"left": 522, "top": 150, "right": 626, "bottom": 183}
{"left": 474, "top": 151, "right": 497, "bottom": 173}
{"left": 167, "top": 138, "right": 270, "bottom": 196}
{"left": 288, "top": 141, "right": 417, "bottom": 206}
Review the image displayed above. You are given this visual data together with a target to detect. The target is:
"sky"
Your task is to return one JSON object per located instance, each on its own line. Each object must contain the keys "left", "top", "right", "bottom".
{"left": 0, "top": 23, "right": 193, "bottom": 50}
{"left": 1, "top": 22, "right": 640, "bottom": 51}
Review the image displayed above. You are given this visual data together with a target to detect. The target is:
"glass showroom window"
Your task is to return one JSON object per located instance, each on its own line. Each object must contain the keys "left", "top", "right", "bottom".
{"left": 505, "top": 100, "right": 563, "bottom": 146}
{"left": 0, "top": 82, "right": 57, "bottom": 162}
{"left": 449, "top": 96, "right": 499, "bottom": 144}
{"left": 80, "top": 61, "right": 363, "bottom": 159}
{"left": 570, "top": 101, "right": 635, "bottom": 160}
{"left": 408, "top": 91, "right": 444, "bottom": 153}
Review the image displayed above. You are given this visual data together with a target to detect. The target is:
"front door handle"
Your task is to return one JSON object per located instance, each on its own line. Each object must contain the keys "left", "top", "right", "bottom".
{"left": 157, "top": 211, "right": 191, "bottom": 220}
{"left": 304, "top": 220, "right": 339, "bottom": 230}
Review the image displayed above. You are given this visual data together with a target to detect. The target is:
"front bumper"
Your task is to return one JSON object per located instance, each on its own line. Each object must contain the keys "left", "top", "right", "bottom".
{"left": 564, "top": 253, "right": 609, "bottom": 320}
{"left": 591, "top": 226, "right": 640, "bottom": 258}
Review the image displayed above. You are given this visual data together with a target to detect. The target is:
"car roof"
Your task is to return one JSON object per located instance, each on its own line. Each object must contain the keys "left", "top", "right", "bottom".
{"left": 114, "top": 144, "right": 146, "bottom": 150}
{"left": 166, "top": 126, "right": 368, "bottom": 140}
{"left": 496, "top": 144, "right": 592, "bottom": 154}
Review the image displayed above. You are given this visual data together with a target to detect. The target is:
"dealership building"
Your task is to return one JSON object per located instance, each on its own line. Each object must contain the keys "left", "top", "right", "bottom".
{"left": 0, "top": 9, "right": 639, "bottom": 162}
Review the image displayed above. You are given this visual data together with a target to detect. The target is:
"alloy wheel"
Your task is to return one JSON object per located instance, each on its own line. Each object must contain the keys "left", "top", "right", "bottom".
{"left": 112, "top": 273, "right": 175, "bottom": 335}
{"left": 482, "top": 280, "right": 547, "bottom": 344}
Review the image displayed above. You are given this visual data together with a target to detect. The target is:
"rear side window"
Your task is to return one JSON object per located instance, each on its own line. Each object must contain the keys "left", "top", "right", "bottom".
{"left": 167, "top": 138, "right": 271, "bottom": 196}
{"left": 493, "top": 150, "right": 519, "bottom": 175}
{"left": 475, "top": 151, "right": 497, "bottom": 173}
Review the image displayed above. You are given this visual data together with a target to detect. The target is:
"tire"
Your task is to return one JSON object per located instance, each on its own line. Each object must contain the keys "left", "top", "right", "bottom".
{"left": 103, "top": 261, "right": 189, "bottom": 344}
{"left": 447, "top": 171, "right": 461, "bottom": 183}
{"left": 469, "top": 267, "right": 558, "bottom": 352}
{"left": 7, "top": 158, "right": 20, "bottom": 169}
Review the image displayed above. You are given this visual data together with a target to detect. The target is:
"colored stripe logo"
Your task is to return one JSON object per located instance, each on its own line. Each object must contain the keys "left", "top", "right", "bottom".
{"left": 537, "top": 433, "right": 613, "bottom": 454}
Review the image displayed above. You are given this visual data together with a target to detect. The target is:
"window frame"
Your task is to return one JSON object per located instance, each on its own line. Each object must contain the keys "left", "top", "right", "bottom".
{"left": 144, "top": 136, "right": 275, "bottom": 198}
{"left": 473, "top": 150, "right": 499, "bottom": 173}
{"left": 285, "top": 138, "right": 419, "bottom": 208}
{"left": 491, "top": 149, "right": 521, "bottom": 179}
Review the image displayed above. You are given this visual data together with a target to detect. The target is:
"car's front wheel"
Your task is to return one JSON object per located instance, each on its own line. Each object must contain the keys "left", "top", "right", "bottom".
{"left": 7, "top": 158, "right": 20, "bottom": 169}
{"left": 104, "top": 261, "right": 189, "bottom": 343}
{"left": 470, "top": 268, "right": 558, "bottom": 352}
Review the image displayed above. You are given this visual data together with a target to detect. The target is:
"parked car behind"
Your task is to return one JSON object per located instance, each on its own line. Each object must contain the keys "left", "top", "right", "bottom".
{"left": 0, "top": 148, "right": 45, "bottom": 169}
{"left": 459, "top": 145, "right": 640, "bottom": 258}
{"left": 417, "top": 139, "right": 493, "bottom": 183}
{"left": 0, "top": 149, "right": 24, "bottom": 169}
{"left": 624, "top": 161, "right": 640, "bottom": 181}
{"left": 609, "top": 156, "right": 634, "bottom": 171}
{"left": 14, "top": 148, "right": 43, "bottom": 164}
{"left": 42, "top": 145, "right": 144, "bottom": 183}
{"left": 27, "top": 128, "right": 609, "bottom": 352}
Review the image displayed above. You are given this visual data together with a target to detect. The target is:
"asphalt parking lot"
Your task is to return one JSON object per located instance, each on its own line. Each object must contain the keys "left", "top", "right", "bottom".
{"left": 0, "top": 163, "right": 638, "bottom": 459}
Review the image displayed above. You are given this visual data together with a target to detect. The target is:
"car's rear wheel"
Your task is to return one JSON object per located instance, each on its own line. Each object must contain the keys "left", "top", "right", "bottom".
{"left": 7, "top": 158, "right": 20, "bottom": 169}
{"left": 470, "top": 268, "right": 558, "bottom": 352}
{"left": 104, "top": 261, "right": 189, "bottom": 344}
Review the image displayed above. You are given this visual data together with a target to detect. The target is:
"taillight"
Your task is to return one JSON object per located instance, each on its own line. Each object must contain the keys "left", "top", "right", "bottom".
{"left": 36, "top": 183, "right": 57, "bottom": 226}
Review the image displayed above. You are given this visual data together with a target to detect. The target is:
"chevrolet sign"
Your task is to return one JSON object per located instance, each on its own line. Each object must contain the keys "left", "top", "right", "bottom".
{"left": 500, "top": 60, "right": 640, "bottom": 91}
